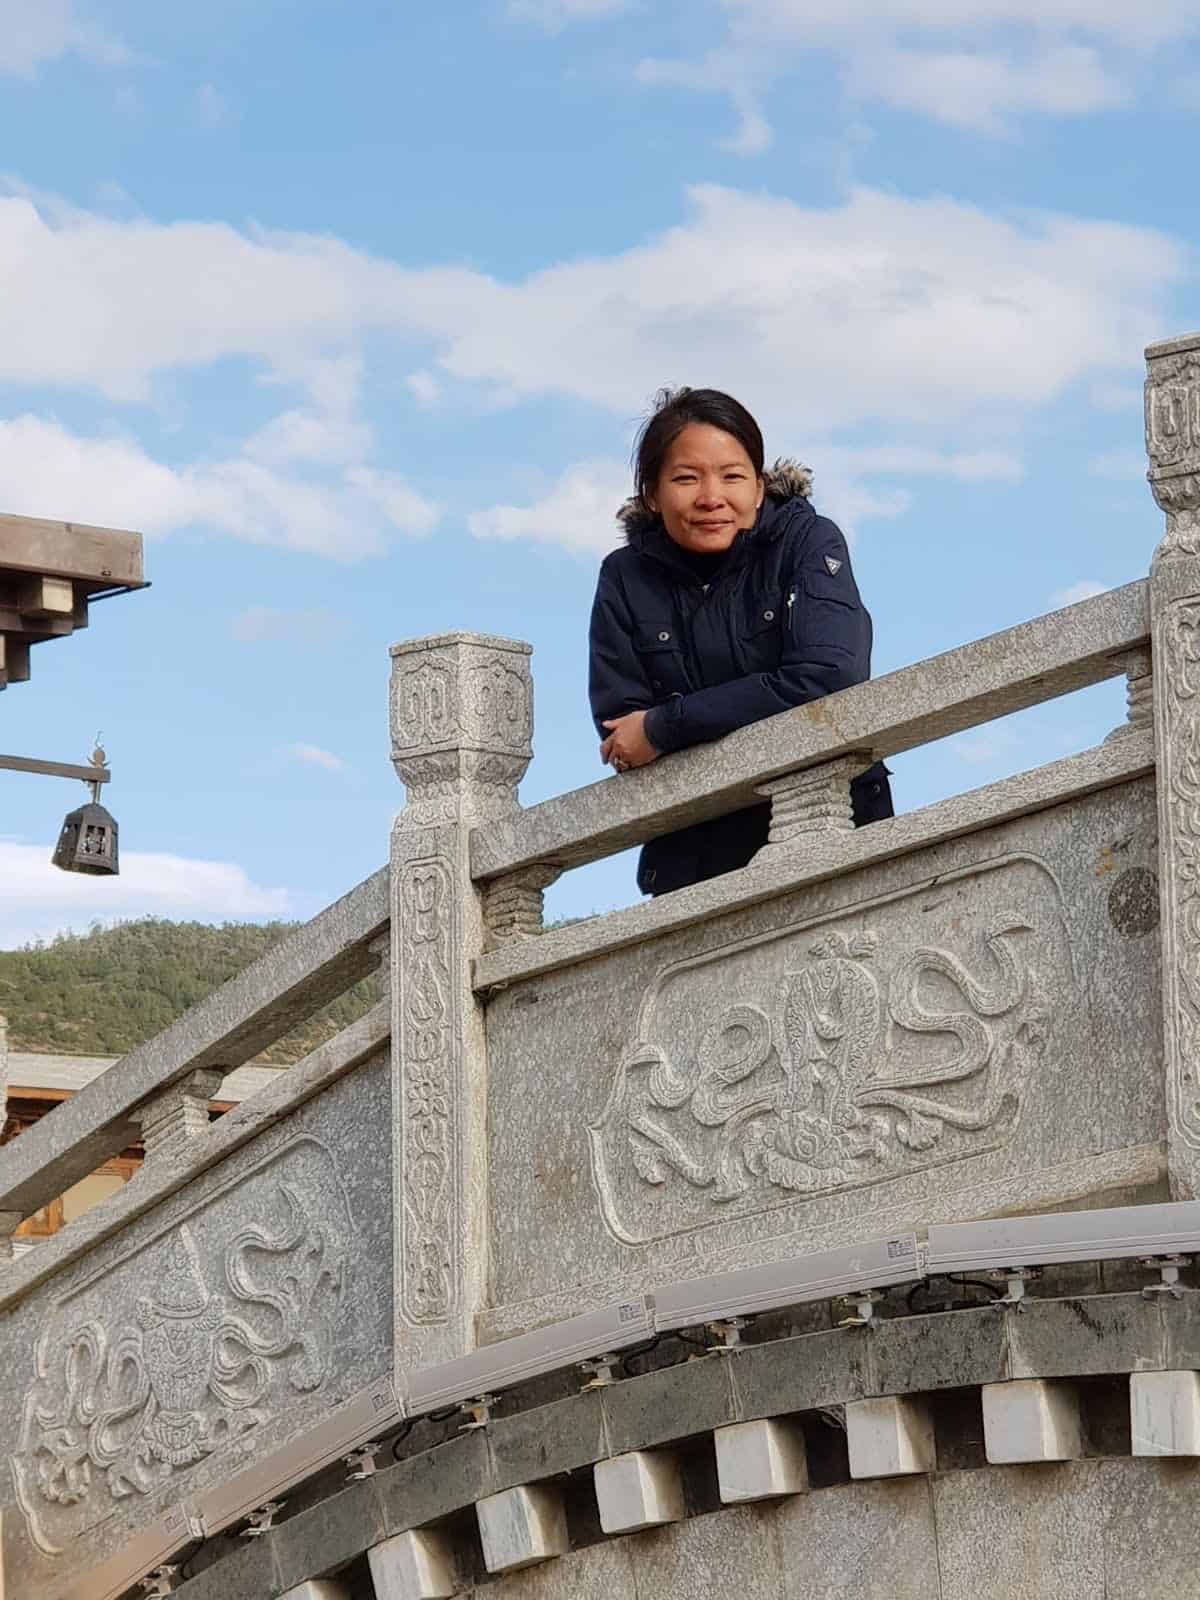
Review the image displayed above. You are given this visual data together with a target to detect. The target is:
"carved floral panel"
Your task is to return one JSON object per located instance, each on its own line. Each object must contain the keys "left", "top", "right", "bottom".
{"left": 589, "top": 856, "right": 1071, "bottom": 1245}
{"left": 11, "top": 1136, "right": 355, "bottom": 1556}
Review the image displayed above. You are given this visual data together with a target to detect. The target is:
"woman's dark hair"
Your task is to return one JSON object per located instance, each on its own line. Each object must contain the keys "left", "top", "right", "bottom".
{"left": 633, "top": 387, "right": 765, "bottom": 507}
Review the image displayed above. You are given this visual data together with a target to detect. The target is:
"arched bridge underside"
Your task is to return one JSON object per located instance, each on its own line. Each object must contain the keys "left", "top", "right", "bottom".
{"left": 176, "top": 1280, "right": 1200, "bottom": 1600}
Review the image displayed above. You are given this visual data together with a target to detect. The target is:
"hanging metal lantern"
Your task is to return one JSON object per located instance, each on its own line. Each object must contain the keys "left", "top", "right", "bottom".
{"left": 52, "top": 800, "right": 119, "bottom": 876}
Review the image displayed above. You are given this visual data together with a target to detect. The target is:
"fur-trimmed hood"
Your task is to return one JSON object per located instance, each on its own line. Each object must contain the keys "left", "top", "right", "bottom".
{"left": 616, "top": 457, "right": 814, "bottom": 543}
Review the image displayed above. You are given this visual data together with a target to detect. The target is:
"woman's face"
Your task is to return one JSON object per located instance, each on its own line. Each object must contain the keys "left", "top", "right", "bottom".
{"left": 649, "top": 422, "right": 764, "bottom": 554}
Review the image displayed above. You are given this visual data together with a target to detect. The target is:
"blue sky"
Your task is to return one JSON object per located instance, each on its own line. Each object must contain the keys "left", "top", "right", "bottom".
{"left": 0, "top": 0, "right": 1194, "bottom": 945}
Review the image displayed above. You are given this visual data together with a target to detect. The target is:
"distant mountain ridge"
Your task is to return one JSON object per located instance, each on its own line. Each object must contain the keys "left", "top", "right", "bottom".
{"left": 0, "top": 918, "right": 380, "bottom": 1064}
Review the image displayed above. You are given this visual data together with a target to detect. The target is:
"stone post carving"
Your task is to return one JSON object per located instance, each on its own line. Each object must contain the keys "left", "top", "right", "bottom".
{"left": 756, "top": 754, "right": 871, "bottom": 847}
{"left": 482, "top": 862, "right": 563, "bottom": 945}
{"left": 1105, "top": 646, "right": 1153, "bottom": 741}
{"left": 1146, "top": 331, "right": 1200, "bottom": 1197}
{"left": 389, "top": 631, "right": 534, "bottom": 1370}
{"left": 133, "top": 1069, "right": 222, "bottom": 1165}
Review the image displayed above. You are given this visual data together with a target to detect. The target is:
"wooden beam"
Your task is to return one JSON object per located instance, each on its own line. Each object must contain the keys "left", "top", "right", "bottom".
{"left": 2, "top": 638, "right": 30, "bottom": 683}
{"left": 0, "top": 752, "right": 110, "bottom": 783}
{"left": 18, "top": 575, "right": 74, "bottom": 616}
{"left": 0, "top": 608, "right": 75, "bottom": 638}
{"left": 0, "top": 512, "right": 144, "bottom": 587}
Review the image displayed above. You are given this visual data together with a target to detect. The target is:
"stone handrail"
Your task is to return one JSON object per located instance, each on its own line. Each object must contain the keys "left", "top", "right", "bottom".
{"left": 468, "top": 579, "right": 1150, "bottom": 881}
{"left": 0, "top": 865, "right": 389, "bottom": 1226}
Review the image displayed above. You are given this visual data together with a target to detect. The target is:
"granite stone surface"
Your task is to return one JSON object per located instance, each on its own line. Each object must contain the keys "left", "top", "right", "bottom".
{"left": 1006, "top": 1293, "right": 1165, "bottom": 1379}
{"left": 475, "top": 734, "right": 1154, "bottom": 996}
{"left": 489, "top": 1389, "right": 609, "bottom": 1493}
{"left": 600, "top": 1355, "right": 737, "bottom": 1455}
{"left": 620, "top": 1503, "right": 783, "bottom": 1600}
{"left": 728, "top": 1329, "right": 870, "bottom": 1420}
{"left": 470, "top": 580, "right": 1147, "bottom": 879}
{"left": 390, "top": 632, "right": 534, "bottom": 1376}
{"left": 485, "top": 780, "right": 1162, "bottom": 1335}
{"left": 475, "top": 1534, "right": 639, "bottom": 1599}
{"left": 273, "top": 1483, "right": 385, "bottom": 1592}
{"left": 1100, "top": 1457, "right": 1200, "bottom": 1596}
{"left": 776, "top": 1477, "right": 938, "bottom": 1600}
{"left": 932, "top": 1461, "right": 1107, "bottom": 1599}
{"left": 1, "top": 1053, "right": 393, "bottom": 1600}
{"left": 0, "top": 866, "right": 389, "bottom": 1221}
{"left": 871, "top": 1308, "right": 1009, "bottom": 1396}
{"left": 376, "top": 1432, "right": 495, "bottom": 1540}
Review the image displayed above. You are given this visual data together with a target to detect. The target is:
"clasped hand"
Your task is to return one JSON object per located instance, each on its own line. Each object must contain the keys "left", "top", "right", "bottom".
{"left": 600, "top": 710, "right": 659, "bottom": 773}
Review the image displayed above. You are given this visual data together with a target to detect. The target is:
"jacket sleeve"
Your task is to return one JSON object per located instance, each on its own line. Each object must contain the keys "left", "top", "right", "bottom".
{"left": 588, "top": 561, "right": 655, "bottom": 739}
{"left": 643, "top": 521, "right": 870, "bottom": 756}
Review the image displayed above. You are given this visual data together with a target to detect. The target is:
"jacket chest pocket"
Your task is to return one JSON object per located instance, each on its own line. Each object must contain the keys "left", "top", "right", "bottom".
{"left": 736, "top": 595, "right": 787, "bottom": 672}
{"left": 633, "top": 622, "right": 690, "bottom": 695}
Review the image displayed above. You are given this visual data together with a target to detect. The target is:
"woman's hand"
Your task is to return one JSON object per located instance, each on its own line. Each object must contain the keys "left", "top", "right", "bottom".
{"left": 600, "top": 711, "right": 659, "bottom": 773}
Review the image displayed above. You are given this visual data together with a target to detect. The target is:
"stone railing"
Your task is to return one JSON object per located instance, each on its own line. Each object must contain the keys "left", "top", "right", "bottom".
{"left": 4, "top": 330, "right": 1200, "bottom": 1600}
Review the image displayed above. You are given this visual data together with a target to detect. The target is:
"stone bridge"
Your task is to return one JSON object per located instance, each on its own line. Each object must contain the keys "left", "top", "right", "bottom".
{"left": 5, "top": 331, "right": 1200, "bottom": 1600}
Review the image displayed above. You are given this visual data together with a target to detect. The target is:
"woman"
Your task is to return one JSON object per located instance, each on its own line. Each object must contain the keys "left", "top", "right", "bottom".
{"left": 589, "top": 387, "right": 892, "bottom": 897}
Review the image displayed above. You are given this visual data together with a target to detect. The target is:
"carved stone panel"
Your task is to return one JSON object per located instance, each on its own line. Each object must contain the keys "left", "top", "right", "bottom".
{"left": 1147, "top": 335, "right": 1200, "bottom": 553}
{"left": 1155, "top": 598, "right": 1200, "bottom": 1166}
{"left": 396, "top": 854, "right": 460, "bottom": 1327}
{"left": 589, "top": 857, "right": 1062, "bottom": 1246}
{"left": 9, "top": 1136, "right": 355, "bottom": 1557}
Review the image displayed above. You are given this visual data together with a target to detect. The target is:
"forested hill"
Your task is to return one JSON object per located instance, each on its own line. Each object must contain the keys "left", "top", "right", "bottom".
{"left": 0, "top": 919, "right": 380, "bottom": 1064}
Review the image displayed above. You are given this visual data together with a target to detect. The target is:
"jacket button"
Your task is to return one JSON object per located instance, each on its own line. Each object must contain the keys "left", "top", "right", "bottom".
{"left": 763, "top": 610, "right": 775, "bottom": 622}
{"left": 658, "top": 630, "right": 671, "bottom": 642}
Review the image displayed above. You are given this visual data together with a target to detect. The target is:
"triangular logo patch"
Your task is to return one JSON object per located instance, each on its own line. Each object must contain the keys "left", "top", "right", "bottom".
{"left": 824, "top": 556, "right": 842, "bottom": 576}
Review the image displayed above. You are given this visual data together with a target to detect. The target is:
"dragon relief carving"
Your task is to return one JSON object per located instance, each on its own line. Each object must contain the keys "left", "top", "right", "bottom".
{"left": 595, "top": 922, "right": 1047, "bottom": 1228}
{"left": 13, "top": 1184, "right": 345, "bottom": 1554}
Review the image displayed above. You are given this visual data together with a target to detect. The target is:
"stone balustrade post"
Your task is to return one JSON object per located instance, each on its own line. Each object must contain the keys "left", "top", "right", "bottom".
{"left": 132, "top": 1069, "right": 222, "bottom": 1165}
{"left": 1146, "top": 332, "right": 1200, "bottom": 1198}
{"left": 755, "top": 753, "right": 872, "bottom": 847}
{"left": 1105, "top": 646, "right": 1154, "bottom": 740}
{"left": 389, "top": 631, "right": 534, "bottom": 1371}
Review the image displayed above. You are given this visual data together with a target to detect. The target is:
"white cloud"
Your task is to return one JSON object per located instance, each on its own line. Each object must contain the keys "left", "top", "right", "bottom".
{"left": 0, "top": 414, "right": 438, "bottom": 559}
{"left": 1053, "top": 579, "right": 1107, "bottom": 607}
{"left": 425, "top": 186, "right": 1179, "bottom": 438}
{"left": 0, "top": 841, "right": 294, "bottom": 949}
{"left": 405, "top": 370, "right": 441, "bottom": 407}
{"left": 0, "top": 183, "right": 1177, "bottom": 435}
{"left": 467, "top": 444, "right": 1024, "bottom": 556}
{"left": 230, "top": 606, "right": 347, "bottom": 643}
{"left": 469, "top": 460, "right": 631, "bottom": 556}
{"left": 0, "top": 183, "right": 1177, "bottom": 561}
{"left": 0, "top": 0, "right": 129, "bottom": 77}
{"left": 505, "top": 0, "right": 628, "bottom": 28}
{"left": 631, "top": 0, "right": 1200, "bottom": 146}
{"left": 289, "top": 743, "right": 348, "bottom": 772}
{"left": 244, "top": 408, "right": 375, "bottom": 467}
{"left": 848, "top": 43, "right": 1126, "bottom": 133}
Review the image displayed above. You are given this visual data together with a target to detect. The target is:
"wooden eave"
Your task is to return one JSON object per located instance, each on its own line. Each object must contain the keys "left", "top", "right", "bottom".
{"left": 0, "top": 512, "right": 146, "bottom": 689}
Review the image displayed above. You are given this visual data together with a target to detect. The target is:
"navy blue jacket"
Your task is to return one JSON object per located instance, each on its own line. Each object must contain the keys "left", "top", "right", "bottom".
{"left": 588, "top": 465, "right": 892, "bottom": 895}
